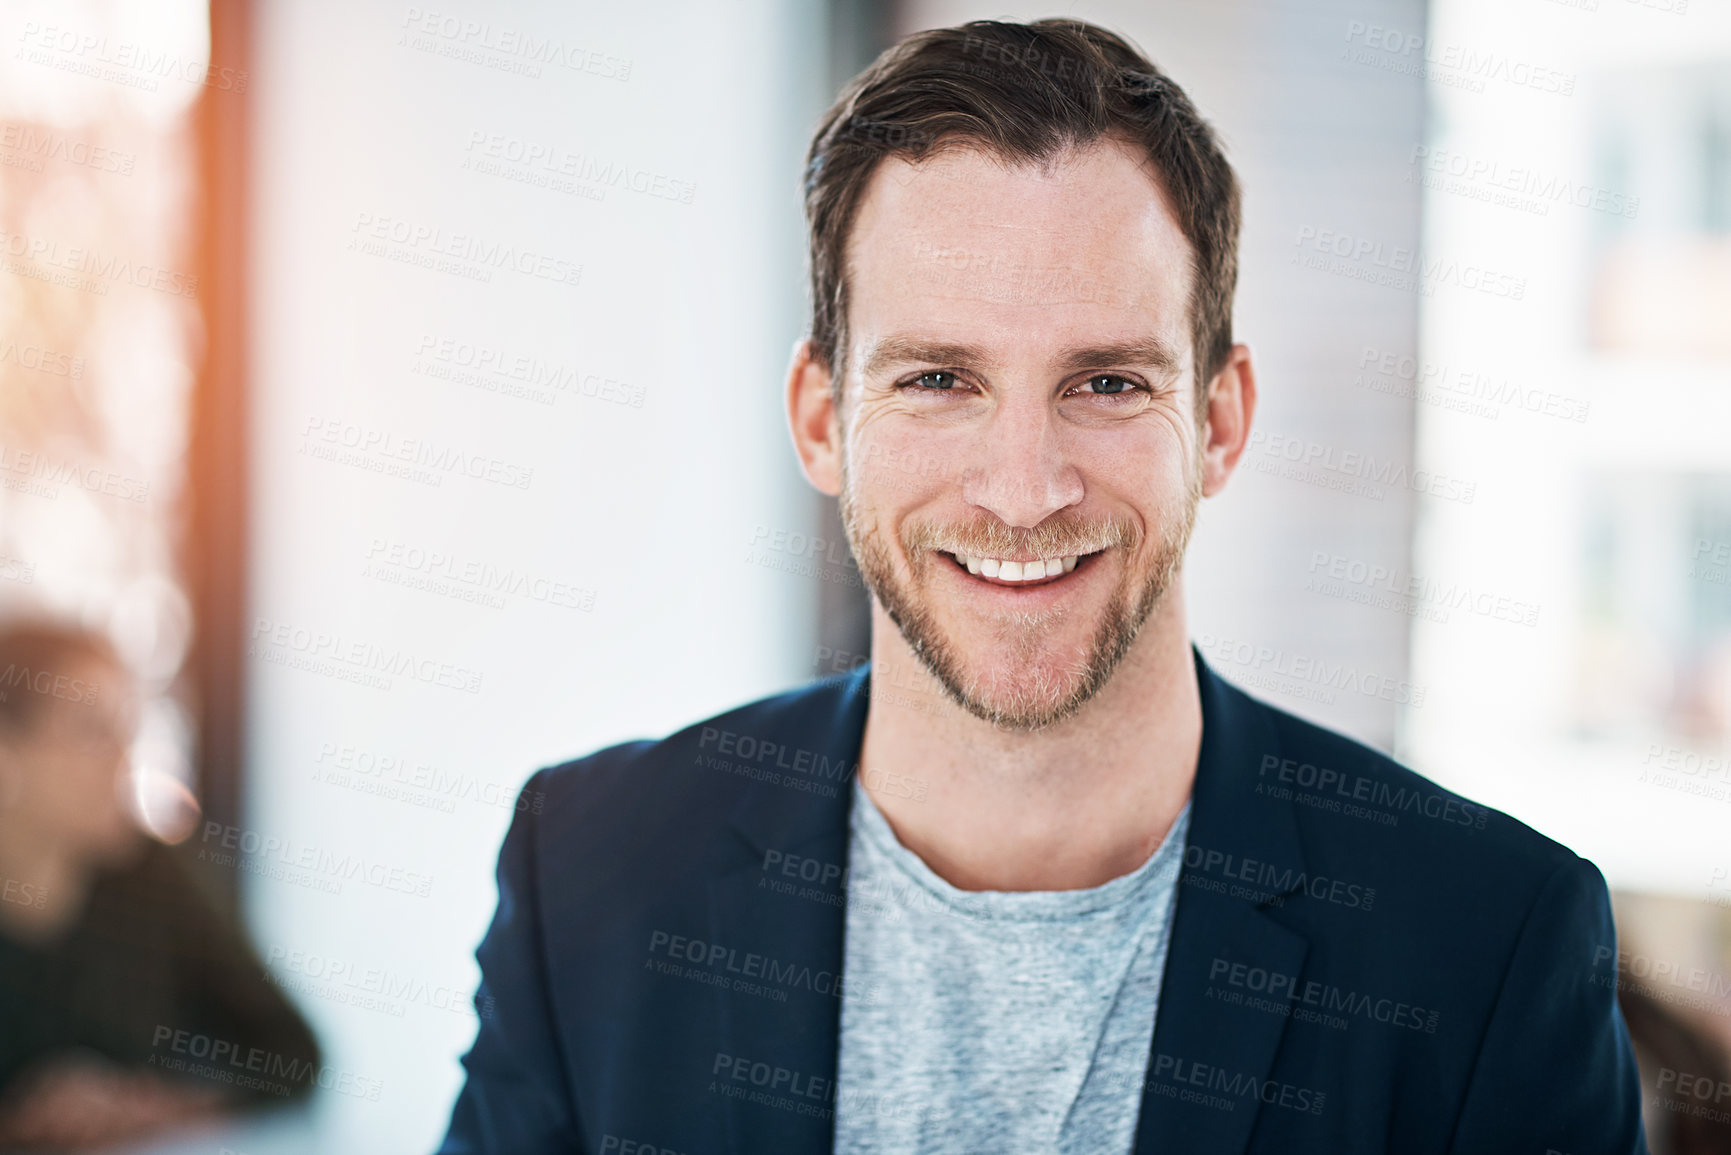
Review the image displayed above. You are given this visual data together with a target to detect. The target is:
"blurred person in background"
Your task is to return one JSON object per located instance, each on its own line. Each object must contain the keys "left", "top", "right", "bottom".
{"left": 1618, "top": 981, "right": 1731, "bottom": 1154}
{"left": 0, "top": 621, "right": 321, "bottom": 1151}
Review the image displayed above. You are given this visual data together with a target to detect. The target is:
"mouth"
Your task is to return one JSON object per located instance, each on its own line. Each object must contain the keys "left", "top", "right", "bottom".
{"left": 945, "top": 548, "right": 1106, "bottom": 588}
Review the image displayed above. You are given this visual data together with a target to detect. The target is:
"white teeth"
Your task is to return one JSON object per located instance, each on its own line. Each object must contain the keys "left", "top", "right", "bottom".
{"left": 953, "top": 553, "right": 1087, "bottom": 582}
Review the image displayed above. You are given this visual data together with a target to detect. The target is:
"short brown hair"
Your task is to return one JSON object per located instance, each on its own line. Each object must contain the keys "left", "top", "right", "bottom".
{"left": 803, "top": 19, "right": 1241, "bottom": 419}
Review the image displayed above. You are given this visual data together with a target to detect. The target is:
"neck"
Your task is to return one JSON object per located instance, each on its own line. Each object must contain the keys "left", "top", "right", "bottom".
{"left": 0, "top": 819, "right": 94, "bottom": 944}
{"left": 857, "top": 583, "right": 1201, "bottom": 892}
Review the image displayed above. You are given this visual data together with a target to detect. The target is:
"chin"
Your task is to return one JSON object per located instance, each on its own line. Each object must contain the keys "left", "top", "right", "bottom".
{"left": 948, "top": 668, "right": 1100, "bottom": 732}
{"left": 900, "top": 615, "right": 1119, "bottom": 731}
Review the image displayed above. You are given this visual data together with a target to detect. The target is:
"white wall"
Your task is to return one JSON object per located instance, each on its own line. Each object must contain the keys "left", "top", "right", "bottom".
{"left": 244, "top": 2, "right": 831, "bottom": 1148}
{"left": 1407, "top": 0, "right": 1731, "bottom": 894}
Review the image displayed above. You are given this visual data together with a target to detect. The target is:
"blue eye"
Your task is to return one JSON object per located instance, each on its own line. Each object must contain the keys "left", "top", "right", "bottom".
{"left": 913, "top": 371, "right": 957, "bottom": 391}
{"left": 1084, "top": 375, "right": 1132, "bottom": 395}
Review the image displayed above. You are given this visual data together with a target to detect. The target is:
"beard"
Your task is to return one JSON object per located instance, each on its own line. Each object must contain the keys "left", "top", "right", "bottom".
{"left": 838, "top": 448, "right": 1202, "bottom": 733}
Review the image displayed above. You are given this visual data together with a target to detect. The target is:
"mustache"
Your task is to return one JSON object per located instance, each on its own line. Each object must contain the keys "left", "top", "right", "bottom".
{"left": 903, "top": 513, "right": 1140, "bottom": 559}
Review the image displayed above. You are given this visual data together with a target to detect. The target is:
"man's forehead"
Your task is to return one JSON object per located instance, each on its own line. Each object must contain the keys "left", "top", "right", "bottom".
{"left": 848, "top": 140, "right": 1188, "bottom": 267}
{"left": 842, "top": 140, "right": 1195, "bottom": 368}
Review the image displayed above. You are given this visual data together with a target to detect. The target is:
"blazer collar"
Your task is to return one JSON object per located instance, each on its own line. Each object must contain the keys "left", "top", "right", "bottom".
{"left": 708, "top": 647, "right": 1309, "bottom": 1154}
{"left": 1131, "top": 646, "right": 1311, "bottom": 1154}
{"left": 720, "top": 664, "right": 869, "bottom": 859}
{"left": 708, "top": 667, "right": 866, "bottom": 1153}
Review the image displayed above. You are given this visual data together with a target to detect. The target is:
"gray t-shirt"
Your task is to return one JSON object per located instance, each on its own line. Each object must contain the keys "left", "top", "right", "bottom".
{"left": 833, "top": 776, "right": 1192, "bottom": 1154}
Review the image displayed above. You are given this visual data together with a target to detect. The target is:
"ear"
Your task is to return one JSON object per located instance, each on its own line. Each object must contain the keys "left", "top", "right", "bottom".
{"left": 1199, "top": 343, "right": 1257, "bottom": 498}
{"left": 786, "top": 339, "right": 843, "bottom": 497}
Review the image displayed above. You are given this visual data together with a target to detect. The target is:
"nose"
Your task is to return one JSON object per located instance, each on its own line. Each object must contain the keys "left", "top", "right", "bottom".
{"left": 959, "top": 392, "right": 1084, "bottom": 528}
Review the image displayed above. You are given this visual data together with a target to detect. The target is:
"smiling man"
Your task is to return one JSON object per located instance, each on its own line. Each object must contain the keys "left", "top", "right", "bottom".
{"left": 439, "top": 19, "right": 1647, "bottom": 1155}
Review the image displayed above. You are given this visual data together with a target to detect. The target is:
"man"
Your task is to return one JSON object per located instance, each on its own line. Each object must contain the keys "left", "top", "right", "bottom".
{"left": 439, "top": 19, "right": 1646, "bottom": 1154}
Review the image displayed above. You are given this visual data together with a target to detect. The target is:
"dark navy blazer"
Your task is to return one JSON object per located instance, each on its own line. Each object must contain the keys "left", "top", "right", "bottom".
{"left": 438, "top": 648, "right": 1647, "bottom": 1153}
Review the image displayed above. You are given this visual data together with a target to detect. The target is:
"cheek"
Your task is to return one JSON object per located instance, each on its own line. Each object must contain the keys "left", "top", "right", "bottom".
{"left": 1072, "top": 425, "right": 1187, "bottom": 490}
{"left": 849, "top": 435, "right": 955, "bottom": 503}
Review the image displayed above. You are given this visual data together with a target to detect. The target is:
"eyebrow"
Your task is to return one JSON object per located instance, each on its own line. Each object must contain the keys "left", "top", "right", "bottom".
{"left": 1056, "top": 339, "right": 1183, "bottom": 376}
{"left": 860, "top": 337, "right": 992, "bottom": 379}
{"left": 860, "top": 334, "right": 1183, "bottom": 379}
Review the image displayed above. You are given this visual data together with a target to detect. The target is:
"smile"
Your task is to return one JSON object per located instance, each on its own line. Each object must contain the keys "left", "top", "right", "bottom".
{"left": 948, "top": 550, "right": 1103, "bottom": 587}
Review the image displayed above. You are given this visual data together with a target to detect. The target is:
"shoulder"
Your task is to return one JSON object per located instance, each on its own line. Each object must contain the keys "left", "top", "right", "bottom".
{"left": 1213, "top": 677, "right": 1621, "bottom": 1040}
{"left": 529, "top": 671, "right": 859, "bottom": 807}
{"left": 508, "top": 671, "right": 861, "bottom": 871}
{"left": 1223, "top": 675, "right": 1593, "bottom": 929}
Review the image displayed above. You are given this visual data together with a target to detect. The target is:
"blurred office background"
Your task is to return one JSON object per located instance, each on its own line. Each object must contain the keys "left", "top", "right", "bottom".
{"left": 1, "top": 0, "right": 1727, "bottom": 1150}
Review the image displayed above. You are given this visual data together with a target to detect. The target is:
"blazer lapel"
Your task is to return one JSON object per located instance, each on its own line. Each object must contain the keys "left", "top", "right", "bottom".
{"left": 700, "top": 653, "right": 1309, "bottom": 1155}
{"left": 1133, "top": 649, "right": 1312, "bottom": 1155}
{"left": 707, "top": 667, "right": 869, "bottom": 1155}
